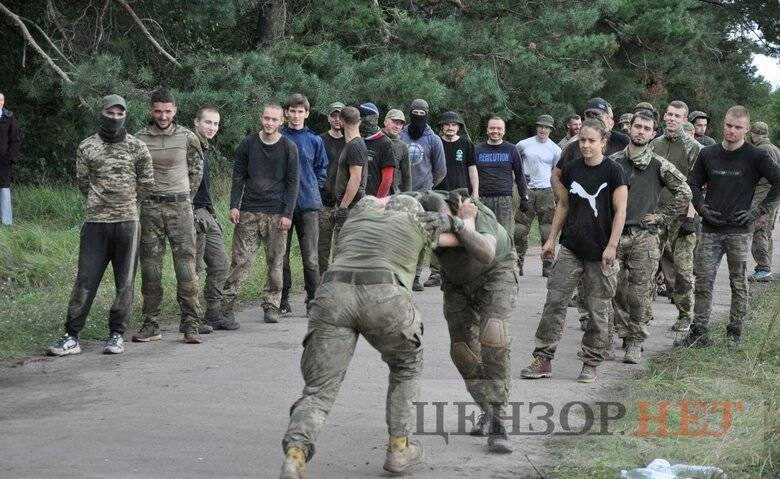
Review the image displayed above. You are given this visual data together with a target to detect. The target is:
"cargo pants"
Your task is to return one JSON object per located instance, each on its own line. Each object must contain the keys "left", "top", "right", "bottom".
{"left": 514, "top": 187, "right": 555, "bottom": 274}
{"left": 612, "top": 229, "right": 661, "bottom": 342}
{"left": 658, "top": 218, "right": 696, "bottom": 320}
{"left": 317, "top": 206, "right": 336, "bottom": 275}
{"left": 751, "top": 205, "right": 778, "bottom": 273}
{"left": 194, "top": 207, "right": 229, "bottom": 312}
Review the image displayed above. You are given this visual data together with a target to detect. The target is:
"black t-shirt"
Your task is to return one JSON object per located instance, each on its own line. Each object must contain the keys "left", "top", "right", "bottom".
{"left": 335, "top": 137, "right": 369, "bottom": 207}
{"left": 436, "top": 136, "right": 476, "bottom": 191}
{"left": 557, "top": 131, "right": 630, "bottom": 169}
{"left": 475, "top": 141, "right": 527, "bottom": 198}
{"left": 320, "top": 132, "right": 346, "bottom": 206}
{"left": 364, "top": 133, "right": 397, "bottom": 196}
{"left": 688, "top": 142, "right": 780, "bottom": 233}
{"left": 559, "top": 157, "right": 628, "bottom": 261}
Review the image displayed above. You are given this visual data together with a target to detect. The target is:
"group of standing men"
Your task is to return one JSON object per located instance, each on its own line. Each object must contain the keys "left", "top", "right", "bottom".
{"left": 40, "top": 88, "right": 780, "bottom": 478}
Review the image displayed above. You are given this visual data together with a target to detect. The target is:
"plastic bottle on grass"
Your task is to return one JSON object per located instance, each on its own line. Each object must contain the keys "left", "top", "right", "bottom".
{"left": 620, "top": 459, "right": 727, "bottom": 479}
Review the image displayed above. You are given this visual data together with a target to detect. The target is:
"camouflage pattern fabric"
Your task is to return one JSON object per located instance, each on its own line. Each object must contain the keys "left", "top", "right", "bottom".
{"left": 691, "top": 232, "right": 752, "bottom": 338}
{"left": 514, "top": 187, "right": 555, "bottom": 271}
{"left": 658, "top": 219, "right": 696, "bottom": 320}
{"left": 751, "top": 205, "right": 778, "bottom": 272}
{"left": 481, "top": 195, "right": 514, "bottom": 238}
{"left": 76, "top": 133, "right": 154, "bottom": 222}
{"left": 612, "top": 229, "right": 661, "bottom": 342}
{"left": 221, "top": 211, "right": 288, "bottom": 311}
{"left": 194, "top": 207, "right": 230, "bottom": 310}
{"left": 140, "top": 199, "right": 201, "bottom": 326}
{"left": 533, "top": 247, "right": 619, "bottom": 366}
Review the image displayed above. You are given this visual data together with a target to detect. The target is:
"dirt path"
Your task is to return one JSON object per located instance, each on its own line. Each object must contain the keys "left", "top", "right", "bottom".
{"left": 1, "top": 230, "right": 771, "bottom": 478}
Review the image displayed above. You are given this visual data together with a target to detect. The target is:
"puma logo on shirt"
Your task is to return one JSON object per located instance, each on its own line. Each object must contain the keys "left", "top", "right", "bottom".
{"left": 570, "top": 181, "right": 608, "bottom": 217}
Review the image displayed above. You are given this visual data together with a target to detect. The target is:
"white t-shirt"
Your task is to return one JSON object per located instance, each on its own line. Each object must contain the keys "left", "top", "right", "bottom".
{"left": 516, "top": 136, "right": 561, "bottom": 188}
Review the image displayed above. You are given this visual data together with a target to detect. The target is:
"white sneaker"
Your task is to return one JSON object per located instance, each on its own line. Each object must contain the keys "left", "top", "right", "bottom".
{"left": 47, "top": 334, "right": 81, "bottom": 356}
{"left": 103, "top": 333, "right": 125, "bottom": 354}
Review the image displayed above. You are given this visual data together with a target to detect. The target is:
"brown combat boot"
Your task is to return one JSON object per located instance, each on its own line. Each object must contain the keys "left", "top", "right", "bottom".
{"left": 623, "top": 340, "right": 642, "bottom": 364}
{"left": 520, "top": 356, "right": 552, "bottom": 379}
{"left": 576, "top": 364, "right": 597, "bottom": 383}
{"left": 183, "top": 322, "right": 203, "bottom": 344}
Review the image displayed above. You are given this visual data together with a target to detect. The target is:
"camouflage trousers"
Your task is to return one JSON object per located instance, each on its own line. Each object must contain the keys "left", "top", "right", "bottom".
{"left": 194, "top": 208, "right": 229, "bottom": 310}
{"left": 140, "top": 198, "right": 201, "bottom": 326}
{"left": 221, "top": 211, "right": 287, "bottom": 311}
{"left": 533, "top": 247, "right": 619, "bottom": 366}
{"left": 283, "top": 272, "right": 423, "bottom": 460}
{"left": 482, "top": 195, "right": 514, "bottom": 238}
{"left": 514, "top": 187, "right": 555, "bottom": 273}
{"left": 612, "top": 229, "right": 660, "bottom": 342}
{"left": 442, "top": 265, "right": 516, "bottom": 419}
{"left": 751, "top": 205, "right": 778, "bottom": 272}
{"left": 317, "top": 206, "right": 336, "bottom": 275}
{"left": 658, "top": 219, "right": 696, "bottom": 320}
{"left": 692, "top": 232, "right": 751, "bottom": 338}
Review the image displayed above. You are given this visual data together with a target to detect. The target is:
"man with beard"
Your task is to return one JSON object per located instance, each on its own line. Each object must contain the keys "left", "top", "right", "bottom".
{"left": 383, "top": 109, "right": 411, "bottom": 193}
{"left": 678, "top": 106, "right": 780, "bottom": 348}
{"left": 317, "top": 102, "right": 346, "bottom": 274}
{"left": 515, "top": 114, "right": 560, "bottom": 276}
{"left": 609, "top": 111, "right": 691, "bottom": 363}
{"left": 359, "top": 102, "right": 397, "bottom": 198}
{"left": 48, "top": 94, "right": 154, "bottom": 356}
{"left": 133, "top": 89, "right": 204, "bottom": 344}
{"left": 400, "top": 98, "right": 446, "bottom": 291}
{"left": 651, "top": 100, "right": 701, "bottom": 333}
{"left": 558, "top": 114, "right": 581, "bottom": 150}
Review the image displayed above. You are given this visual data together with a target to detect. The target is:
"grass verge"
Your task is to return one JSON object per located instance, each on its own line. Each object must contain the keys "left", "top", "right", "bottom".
{"left": 0, "top": 178, "right": 305, "bottom": 360}
{"left": 547, "top": 283, "right": 780, "bottom": 478}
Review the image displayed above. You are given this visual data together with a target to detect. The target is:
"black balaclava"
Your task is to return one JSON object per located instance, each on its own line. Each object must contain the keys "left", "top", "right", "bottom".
{"left": 408, "top": 113, "right": 427, "bottom": 140}
{"left": 99, "top": 114, "right": 127, "bottom": 143}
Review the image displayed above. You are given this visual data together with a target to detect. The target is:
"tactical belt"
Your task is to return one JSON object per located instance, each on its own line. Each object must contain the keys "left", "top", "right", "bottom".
{"left": 148, "top": 193, "right": 190, "bottom": 203}
{"left": 322, "top": 269, "right": 398, "bottom": 285}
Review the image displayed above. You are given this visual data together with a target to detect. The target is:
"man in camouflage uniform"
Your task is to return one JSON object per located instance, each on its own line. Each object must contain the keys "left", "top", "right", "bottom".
{"left": 651, "top": 100, "right": 702, "bottom": 332}
{"left": 679, "top": 106, "right": 780, "bottom": 348}
{"left": 610, "top": 111, "right": 691, "bottom": 364}
{"left": 133, "top": 89, "right": 204, "bottom": 344}
{"left": 221, "top": 103, "right": 299, "bottom": 325}
{"left": 279, "top": 194, "right": 454, "bottom": 478}
{"left": 749, "top": 121, "right": 780, "bottom": 282}
{"left": 191, "top": 105, "right": 232, "bottom": 331}
{"left": 421, "top": 190, "right": 516, "bottom": 453}
{"left": 48, "top": 94, "right": 154, "bottom": 356}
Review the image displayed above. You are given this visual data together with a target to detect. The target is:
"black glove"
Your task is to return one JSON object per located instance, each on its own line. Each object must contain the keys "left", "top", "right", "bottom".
{"left": 335, "top": 207, "right": 349, "bottom": 227}
{"left": 519, "top": 198, "right": 529, "bottom": 213}
{"left": 678, "top": 216, "right": 698, "bottom": 236}
{"left": 732, "top": 207, "right": 762, "bottom": 226}
{"left": 699, "top": 205, "right": 726, "bottom": 227}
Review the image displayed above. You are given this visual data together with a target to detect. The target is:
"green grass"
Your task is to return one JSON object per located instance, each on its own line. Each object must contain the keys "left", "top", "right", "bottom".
{"left": 0, "top": 177, "right": 305, "bottom": 359}
{"left": 547, "top": 284, "right": 780, "bottom": 478}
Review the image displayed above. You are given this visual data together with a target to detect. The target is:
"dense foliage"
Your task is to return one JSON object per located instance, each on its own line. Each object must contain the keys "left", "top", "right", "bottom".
{"left": 0, "top": 0, "right": 777, "bottom": 183}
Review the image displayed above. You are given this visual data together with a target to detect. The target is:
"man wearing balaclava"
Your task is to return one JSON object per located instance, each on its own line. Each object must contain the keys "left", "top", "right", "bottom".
{"left": 47, "top": 94, "right": 155, "bottom": 357}
{"left": 359, "top": 102, "right": 397, "bottom": 198}
{"left": 400, "top": 98, "right": 447, "bottom": 291}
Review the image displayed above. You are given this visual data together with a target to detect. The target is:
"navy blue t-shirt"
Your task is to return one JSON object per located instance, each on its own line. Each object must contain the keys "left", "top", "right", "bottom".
{"left": 475, "top": 141, "right": 527, "bottom": 198}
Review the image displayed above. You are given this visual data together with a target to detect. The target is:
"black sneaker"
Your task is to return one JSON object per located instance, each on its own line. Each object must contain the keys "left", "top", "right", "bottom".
{"left": 48, "top": 334, "right": 81, "bottom": 356}
{"left": 487, "top": 422, "right": 513, "bottom": 453}
{"left": 264, "top": 306, "right": 280, "bottom": 323}
{"left": 279, "top": 301, "right": 292, "bottom": 316}
{"left": 103, "top": 333, "right": 125, "bottom": 354}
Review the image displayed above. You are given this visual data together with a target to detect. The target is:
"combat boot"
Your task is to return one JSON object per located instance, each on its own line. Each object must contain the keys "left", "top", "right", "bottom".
{"left": 487, "top": 421, "right": 513, "bottom": 454}
{"left": 423, "top": 273, "right": 441, "bottom": 287}
{"left": 470, "top": 412, "right": 489, "bottom": 436}
{"left": 207, "top": 307, "right": 240, "bottom": 330}
{"left": 264, "top": 305, "right": 281, "bottom": 323}
{"left": 670, "top": 315, "right": 691, "bottom": 332}
{"left": 623, "top": 340, "right": 642, "bottom": 364}
{"left": 280, "top": 447, "right": 306, "bottom": 479}
{"left": 520, "top": 356, "right": 552, "bottom": 379}
{"left": 183, "top": 322, "right": 203, "bottom": 344}
{"left": 132, "top": 321, "right": 162, "bottom": 342}
{"left": 673, "top": 333, "right": 711, "bottom": 348}
{"left": 383, "top": 437, "right": 424, "bottom": 473}
{"left": 179, "top": 321, "right": 213, "bottom": 334}
{"left": 576, "top": 364, "right": 597, "bottom": 383}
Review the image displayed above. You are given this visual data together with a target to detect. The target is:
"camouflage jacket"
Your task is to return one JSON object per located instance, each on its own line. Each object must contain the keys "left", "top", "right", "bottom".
{"left": 753, "top": 138, "right": 780, "bottom": 204}
{"left": 76, "top": 133, "right": 154, "bottom": 222}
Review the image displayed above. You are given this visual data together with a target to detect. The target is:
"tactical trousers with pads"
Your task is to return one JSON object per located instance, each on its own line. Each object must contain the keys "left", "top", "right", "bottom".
{"left": 283, "top": 271, "right": 423, "bottom": 460}
{"left": 533, "top": 247, "right": 619, "bottom": 366}
{"left": 140, "top": 197, "right": 201, "bottom": 326}
{"left": 612, "top": 229, "right": 660, "bottom": 342}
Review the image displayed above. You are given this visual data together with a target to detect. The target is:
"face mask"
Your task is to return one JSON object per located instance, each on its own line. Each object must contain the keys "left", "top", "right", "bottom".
{"left": 359, "top": 115, "right": 380, "bottom": 138}
{"left": 408, "top": 113, "right": 427, "bottom": 140}
{"left": 99, "top": 114, "right": 127, "bottom": 143}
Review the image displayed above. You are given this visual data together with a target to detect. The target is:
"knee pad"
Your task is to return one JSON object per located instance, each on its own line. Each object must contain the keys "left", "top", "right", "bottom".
{"left": 480, "top": 318, "right": 509, "bottom": 348}
{"left": 450, "top": 342, "right": 481, "bottom": 378}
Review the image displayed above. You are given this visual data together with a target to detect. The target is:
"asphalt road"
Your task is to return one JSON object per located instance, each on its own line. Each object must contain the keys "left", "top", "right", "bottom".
{"left": 1, "top": 233, "right": 773, "bottom": 478}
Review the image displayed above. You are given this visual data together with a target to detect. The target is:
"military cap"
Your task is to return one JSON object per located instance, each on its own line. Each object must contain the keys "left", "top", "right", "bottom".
{"left": 751, "top": 121, "right": 769, "bottom": 135}
{"left": 327, "top": 102, "right": 345, "bottom": 115}
{"left": 584, "top": 97, "right": 609, "bottom": 115}
{"left": 682, "top": 122, "right": 694, "bottom": 133}
{"left": 385, "top": 109, "right": 406, "bottom": 123}
{"left": 689, "top": 110, "right": 709, "bottom": 122}
{"left": 100, "top": 94, "right": 127, "bottom": 111}
{"left": 619, "top": 113, "right": 633, "bottom": 124}
{"left": 438, "top": 111, "right": 465, "bottom": 127}
{"left": 410, "top": 98, "right": 429, "bottom": 114}
{"left": 634, "top": 101, "right": 656, "bottom": 113}
{"left": 535, "top": 114, "right": 555, "bottom": 129}
{"left": 386, "top": 194, "right": 423, "bottom": 214}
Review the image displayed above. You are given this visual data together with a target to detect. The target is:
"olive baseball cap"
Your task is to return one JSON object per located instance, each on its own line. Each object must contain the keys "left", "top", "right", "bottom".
{"left": 535, "top": 114, "right": 555, "bottom": 129}
{"left": 385, "top": 109, "right": 406, "bottom": 123}
{"left": 751, "top": 121, "right": 769, "bottom": 135}
{"left": 100, "top": 94, "right": 127, "bottom": 111}
{"left": 327, "top": 102, "right": 345, "bottom": 115}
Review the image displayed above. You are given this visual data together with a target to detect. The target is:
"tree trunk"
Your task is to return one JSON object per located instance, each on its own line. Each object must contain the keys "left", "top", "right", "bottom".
{"left": 256, "top": 0, "right": 286, "bottom": 47}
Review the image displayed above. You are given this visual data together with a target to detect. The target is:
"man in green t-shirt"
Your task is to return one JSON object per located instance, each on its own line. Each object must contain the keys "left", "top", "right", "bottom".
{"left": 420, "top": 190, "right": 517, "bottom": 454}
{"left": 279, "top": 194, "right": 462, "bottom": 478}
